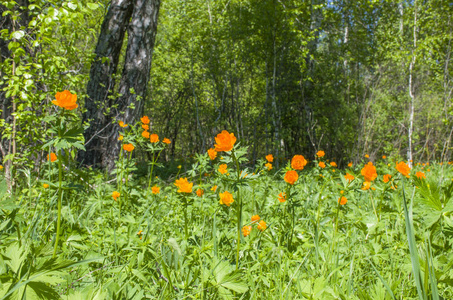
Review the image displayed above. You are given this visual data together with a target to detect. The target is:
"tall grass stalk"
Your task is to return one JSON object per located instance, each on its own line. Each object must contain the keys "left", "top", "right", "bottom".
{"left": 52, "top": 154, "right": 63, "bottom": 258}
{"left": 401, "top": 179, "right": 426, "bottom": 300}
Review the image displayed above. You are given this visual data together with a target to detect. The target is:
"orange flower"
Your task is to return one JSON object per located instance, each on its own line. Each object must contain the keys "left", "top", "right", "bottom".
{"left": 151, "top": 186, "right": 160, "bottom": 194}
{"left": 362, "top": 181, "right": 371, "bottom": 190}
{"left": 214, "top": 130, "right": 237, "bottom": 152}
{"left": 43, "top": 183, "right": 49, "bottom": 189}
{"left": 361, "top": 162, "right": 377, "bottom": 182}
{"left": 316, "top": 150, "right": 325, "bottom": 157}
{"left": 141, "top": 116, "right": 150, "bottom": 124}
{"left": 174, "top": 177, "right": 193, "bottom": 193}
{"left": 265, "top": 163, "right": 273, "bottom": 170}
{"left": 396, "top": 161, "right": 411, "bottom": 177}
{"left": 118, "top": 134, "right": 123, "bottom": 141}
{"left": 338, "top": 196, "right": 347, "bottom": 205}
{"left": 211, "top": 185, "right": 218, "bottom": 192}
{"left": 251, "top": 215, "right": 260, "bottom": 223}
{"left": 318, "top": 161, "right": 326, "bottom": 168}
{"left": 112, "top": 191, "right": 120, "bottom": 201}
{"left": 142, "top": 131, "right": 150, "bottom": 138}
{"left": 365, "top": 154, "right": 369, "bottom": 158}
{"left": 383, "top": 174, "right": 391, "bottom": 183}
{"left": 196, "top": 189, "right": 204, "bottom": 197}
{"left": 348, "top": 162, "right": 353, "bottom": 167}
{"left": 52, "top": 90, "right": 78, "bottom": 110}
{"left": 284, "top": 170, "right": 299, "bottom": 185}
{"left": 123, "top": 143, "right": 134, "bottom": 152}
{"left": 242, "top": 225, "right": 252, "bottom": 237}
{"left": 163, "top": 138, "right": 171, "bottom": 144}
{"left": 142, "top": 124, "right": 149, "bottom": 130}
{"left": 150, "top": 134, "right": 159, "bottom": 143}
{"left": 330, "top": 162, "right": 337, "bottom": 167}
{"left": 207, "top": 148, "right": 217, "bottom": 160}
{"left": 257, "top": 220, "right": 267, "bottom": 231}
{"left": 382, "top": 155, "right": 387, "bottom": 159}
{"left": 218, "top": 164, "right": 228, "bottom": 174}
{"left": 416, "top": 171, "right": 426, "bottom": 179}
{"left": 266, "top": 154, "right": 274, "bottom": 162}
{"left": 119, "top": 121, "right": 128, "bottom": 128}
{"left": 344, "top": 173, "right": 354, "bottom": 182}
{"left": 278, "top": 192, "right": 286, "bottom": 203}
{"left": 47, "top": 153, "right": 57, "bottom": 162}
{"left": 219, "top": 191, "right": 234, "bottom": 206}
{"left": 291, "top": 155, "right": 308, "bottom": 170}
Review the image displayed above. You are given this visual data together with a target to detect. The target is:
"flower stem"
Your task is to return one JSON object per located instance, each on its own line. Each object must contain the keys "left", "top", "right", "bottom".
{"left": 236, "top": 188, "right": 242, "bottom": 270}
{"left": 53, "top": 155, "right": 63, "bottom": 258}
{"left": 183, "top": 196, "right": 189, "bottom": 240}
{"left": 232, "top": 150, "right": 242, "bottom": 270}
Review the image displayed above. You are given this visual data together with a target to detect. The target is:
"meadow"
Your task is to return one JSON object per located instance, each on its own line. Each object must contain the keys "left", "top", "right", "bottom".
{"left": 0, "top": 93, "right": 452, "bottom": 299}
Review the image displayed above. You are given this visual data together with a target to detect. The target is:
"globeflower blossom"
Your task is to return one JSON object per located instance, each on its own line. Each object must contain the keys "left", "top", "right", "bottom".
{"left": 318, "top": 161, "right": 326, "bottom": 168}
{"left": 119, "top": 121, "right": 128, "bottom": 128}
{"left": 278, "top": 192, "right": 286, "bottom": 203}
{"left": 257, "top": 220, "right": 267, "bottom": 231}
{"left": 251, "top": 215, "right": 260, "bottom": 223}
{"left": 174, "top": 178, "right": 193, "bottom": 193}
{"left": 150, "top": 134, "right": 159, "bottom": 143}
{"left": 266, "top": 154, "right": 274, "bottom": 162}
{"left": 142, "top": 131, "right": 150, "bottom": 138}
{"left": 265, "top": 163, "right": 273, "bottom": 170}
{"left": 348, "top": 162, "right": 353, "bottom": 167}
{"left": 344, "top": 173, "right": 354, "bottom": 182}
{"left": 291, "top": 155, "right": 308, "bottom": 170}
{"left": 416, "top": 171, "right": 426, "bottom": 179}
{"left": 396, "top": 161, "right": 411, "bottom": 177}
{"left": 141, "top": 116, "right": 150, "bottom": 124}
{"left": 196, "top": 189, "right": 204, "bottom": 197}
{"left": 151, "top": 186, "right": 160, "bottom": 194}
{"left": 123, "top": 143, "right": 135, "bottom": 152}
{"left": 330, "top": 162, "right": 337, "bottom": 167}
{"left": 47, "top": 153, "right": 57, "bottom": 162}
{"left": 316, "top": 150, "right": 325, "bottom": 157}
{"left": 112, "top": 191, "right": 120, "bottom": 201}
{"left": 362, "top": 181, "right": 371, "bottom": 190}
{"left": 383, "top": 174, "right": 391, "bottom": 183}
{"left": 207, "top": 148, "right": 217, "bottom": 160}
{"left": 361, "top": 162, "right": 377, "bottom": 182}
{"left": 163, "top": 138, "right": 171, "bottom": 144}
{"left": 142, "top": 124, "right": 149, "bottom": 130}
{"left": 242, "top": 225, "right": 252, "bottom": 237}
{"left": 338, "top": 196, "right": 347, "bottom": 205}
{"left": 284, "top": 170, "right": 299, "bottom": 185}
{"left": 218, "top": 164, "right": 228, "bottom": 174}
{"left": 219, "top": 191, "right": 234, "bottom": 206}
{"left": 52, "top": 90, "right": 78, "bottom": 110}
{"left": 214, "top": 130, "right": 236, "bottom": 152}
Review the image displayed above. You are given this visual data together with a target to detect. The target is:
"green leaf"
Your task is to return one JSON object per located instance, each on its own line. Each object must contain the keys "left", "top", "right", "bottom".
{"left": 11, "top": 31, "right": 24, "bottom": 40}
{"left": 87, "top": 3, "right": 98, "bottom": 10}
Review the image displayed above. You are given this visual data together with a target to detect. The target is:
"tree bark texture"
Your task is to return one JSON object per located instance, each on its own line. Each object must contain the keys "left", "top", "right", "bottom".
{"left": 101, "top": 0, "right": 161, "bottom": 170}
{"left": 80, "top": 0, "right": 134, "bottom": 167}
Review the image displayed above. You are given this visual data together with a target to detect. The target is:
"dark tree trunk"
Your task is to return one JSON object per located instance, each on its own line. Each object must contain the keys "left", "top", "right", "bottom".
{"left": 101, "top": 0, "right": 161, "bottom": 170}
{"left": 80, "top": 0, "right": 134, "bottom": 167}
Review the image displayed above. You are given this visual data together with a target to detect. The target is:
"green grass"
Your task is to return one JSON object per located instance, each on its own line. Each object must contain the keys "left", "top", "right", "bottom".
{"left": 1, "top": 150, "right": 453, "bottom": 299}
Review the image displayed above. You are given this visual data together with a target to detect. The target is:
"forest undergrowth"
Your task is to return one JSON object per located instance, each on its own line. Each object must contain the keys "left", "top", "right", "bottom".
{"left": 1, "top": 92, "right": 453, "bottom": 299}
